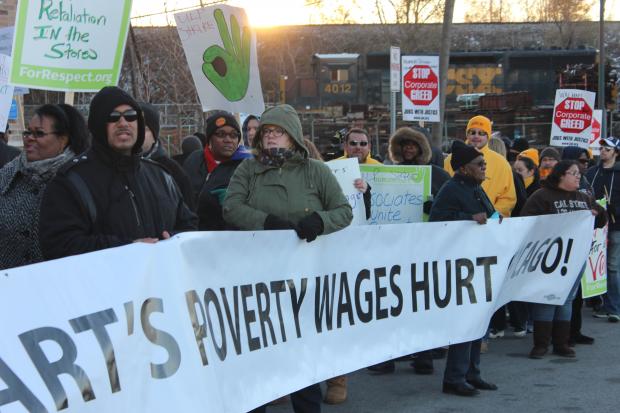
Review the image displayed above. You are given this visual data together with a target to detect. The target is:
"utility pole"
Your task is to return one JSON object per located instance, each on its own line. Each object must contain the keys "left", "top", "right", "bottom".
{"left": 598, "top": 0, "right": 606, "bottom": 138}
{"left": 431, "top": 0, "right": 455, "bottom": 148}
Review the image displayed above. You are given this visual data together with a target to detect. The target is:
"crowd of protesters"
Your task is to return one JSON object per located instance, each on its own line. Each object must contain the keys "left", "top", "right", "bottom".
{"left": 1, "top": 86, "right": 618, "bottom": 412}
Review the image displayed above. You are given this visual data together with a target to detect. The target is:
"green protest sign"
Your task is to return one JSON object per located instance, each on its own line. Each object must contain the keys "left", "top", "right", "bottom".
{"left": 581, "top": 226, "right": 608, "bottom": 298}
{"left": 360, "top": 164, "right": 432, "bottom": 224}
{"left": 9, "top": 0, "right": 132, "bottom": 91}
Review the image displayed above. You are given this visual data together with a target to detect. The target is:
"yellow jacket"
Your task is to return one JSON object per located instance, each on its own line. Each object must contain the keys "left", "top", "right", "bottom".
{"left": 444, "top": 144, "right": 516, "bottom": 217}
{"left": 335, "top": 154, "right": 382, "bottom": 164}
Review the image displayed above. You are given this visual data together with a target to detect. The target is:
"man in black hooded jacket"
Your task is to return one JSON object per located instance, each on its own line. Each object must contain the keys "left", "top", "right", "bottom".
{"left": 39, "top": 87, "right": 197, "bottom": 260}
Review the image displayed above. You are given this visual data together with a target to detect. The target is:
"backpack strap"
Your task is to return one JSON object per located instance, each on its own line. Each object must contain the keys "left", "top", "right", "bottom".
{"left": 66, "top": 171, "right": 97, "bottom": 225}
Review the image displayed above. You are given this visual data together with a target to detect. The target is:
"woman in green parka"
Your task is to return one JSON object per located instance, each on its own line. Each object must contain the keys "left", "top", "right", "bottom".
{"left": 223, "top": 104, "right": 352, "bottom": 239}
{"left": 222, "top": 104, "right": 352, "bottom": 413}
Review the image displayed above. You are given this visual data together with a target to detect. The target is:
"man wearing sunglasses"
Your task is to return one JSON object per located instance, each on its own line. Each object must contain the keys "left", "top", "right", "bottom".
{"left": 336, "top": 128, "right": 381, "bottom": 165}
{"left": 444, "top": 115, "right": 516, "bottom": 218}
{"left": 39, "top": 86, "right": 197, "bottom": 260}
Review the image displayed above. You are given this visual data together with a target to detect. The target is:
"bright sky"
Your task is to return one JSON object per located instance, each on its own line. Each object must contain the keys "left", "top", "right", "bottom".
{"left": 131, "top": 0, "right": 620, "bottom": 27}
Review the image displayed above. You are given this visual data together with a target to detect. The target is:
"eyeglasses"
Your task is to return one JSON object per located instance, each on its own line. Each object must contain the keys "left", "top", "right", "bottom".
{"left": 566, "top": 171, "right": 581, "bottom": 177}
{"left": 261, "top": 127, "right": 285, "bottom": 138}
{"left": 22, "top": 130, "right": 58, "bottom": 139}
{"left": 577, "top": 159, "right": 589, "bottom": 164}
{"left": 467, "top": 130, "right": 488, "bottom": 137}
{"left": 213, "top": 130, "right": 240, "bottom": 140}
{"left": 107, "top": 109, "right": 139, "bottom": 123}
{"left": 601, "top": 147, "right": 615, "bottom": 152}
{"left": 348, "top": 140, "right": 369, "bottom": 147}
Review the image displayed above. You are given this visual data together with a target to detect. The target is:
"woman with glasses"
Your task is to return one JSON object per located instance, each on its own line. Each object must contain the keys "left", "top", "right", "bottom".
{"left": 223, "top": 104, "right": 352, "bottom": 413}
{"left": 0, "top": 104, "right": 89, "bottom": 270}
{"left": 521, "top": 160, "right": 606, "bottom": 359}
{"left": 561, "top": 146, "right": 594, "bottom": 195}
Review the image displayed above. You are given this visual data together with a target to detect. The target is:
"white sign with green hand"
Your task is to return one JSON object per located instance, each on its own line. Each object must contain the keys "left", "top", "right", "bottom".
{"left": 175, "top": 5, "right": 265, "bottom": 114}
{"left": 8, "top": 0, "right": 132, "bottom": 92}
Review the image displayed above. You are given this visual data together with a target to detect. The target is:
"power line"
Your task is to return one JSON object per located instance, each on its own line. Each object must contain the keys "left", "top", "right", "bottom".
{"left": 130, "top": 0, "right": 227, "bottom": 20}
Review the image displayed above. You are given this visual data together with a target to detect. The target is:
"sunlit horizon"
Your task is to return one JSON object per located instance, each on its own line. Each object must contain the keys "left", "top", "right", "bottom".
{"left": 131, "top": 0, "right": 620, "bottom": 28}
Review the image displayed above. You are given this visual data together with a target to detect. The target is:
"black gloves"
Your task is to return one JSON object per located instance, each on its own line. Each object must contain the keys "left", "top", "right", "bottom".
{"left": 264, "top": 214, "right": 296, "bottom": 230}
{"left": 295, "top": 212, "right": 324, "bottom": 242}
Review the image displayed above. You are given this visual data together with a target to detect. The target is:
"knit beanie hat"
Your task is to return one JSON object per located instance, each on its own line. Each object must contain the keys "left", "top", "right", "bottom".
{"left": 561, "top": 146, "right": 587, "bottom": 161}
{"left": 466, "top": 115, "right": 492, "bottom": 138}
{"left": 205, "top": 112, "right": 241, "bottom": 143}
{"left": 519, "top": 148, "right": 539, "bottom": 167}
{"left": 540, "top": 147, "right": 561, "bottom": 162}
{"left": 140, "top": 102, "right": 160, "bottom": 140}
{"left": 88, "top": 86, "right": 145, "bottom": 154}
{"left": 451, "top": 140, "right": 482, "bottom": 170}
{"left": 511, "top": 138, "right": 530, "bottom": 152}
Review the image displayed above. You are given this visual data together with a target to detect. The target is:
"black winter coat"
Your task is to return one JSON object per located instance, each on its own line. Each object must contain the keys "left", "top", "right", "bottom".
{"left": 0, "top": 140, "right": 20, "bottom": 168}
{"left": 145, "top": 142, "right": 196, "bottom": 211}
{"left": 39, "top": 144, "right": 198, "bottom": 260}
{"left": 197, "top": 158, "right": 245, "bottom": 230}
{"left": 585, "top": 162, "right": 620, "bottom": 231}
{"left": 429, "top": 173, "right": 495, "bottom": 222}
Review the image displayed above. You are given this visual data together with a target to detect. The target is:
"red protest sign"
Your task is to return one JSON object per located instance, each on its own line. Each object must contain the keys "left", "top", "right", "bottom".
{"left": 553, "top": 97, "right": 593, "bottom": 134}
{"left": 403, "top": 65, "right": 438, "bottom": 106}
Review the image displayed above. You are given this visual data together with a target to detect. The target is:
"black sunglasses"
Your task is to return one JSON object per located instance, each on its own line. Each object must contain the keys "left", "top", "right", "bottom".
{"left": 348, "top": 140, "right": 368, "bottom": 147}
{"left": 107, "top": 109, "right": 139, "bottom": 123}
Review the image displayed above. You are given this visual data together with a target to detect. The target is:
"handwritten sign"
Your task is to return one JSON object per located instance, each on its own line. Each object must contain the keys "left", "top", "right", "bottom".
{"left": 360, "top": 164, "right": 432, "bottom": 225}
{"left": 327, "top": 158, "right": 366, "bottom": 226}
{"left": 0, "top": 54, "right": 15, "bottom": 131}
{"left": 9, "top": 1, "right": 132, "bottom": 91}
{"left": 174, "top": 5, "right": 264, "bottom": 114}
{"left": 581, "top": 226, "right": 608, "bottom": 298}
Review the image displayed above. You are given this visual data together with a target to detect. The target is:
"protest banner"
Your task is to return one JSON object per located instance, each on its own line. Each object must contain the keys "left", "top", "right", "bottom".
{"left": 175, "top": 5, "right": 264, "bottom": 114}
{"left": 581, "top": 226, "right": 608, "bottom": 298}
{"left": 360, "top": 164, "right": 431, "bottom": 224}
{"left": 0, "top": 211, "right": 593, "bottom": 413}
{"left": 327, "top": 158, "right": 366, "bottom": 225}
{"left": 8, "top": 1, "right": 132, "bottom": 92}
{"left": 550, "top": 89, "right": 596, "bottom": 149}
{"left": 0, "top": 54, "right": 15, "bottom": 131}
{"left": 589, "top": 109, "right": 603, "bottom": 156}
{"left": 402, "top": 56, "right": 440, "bottom": 122}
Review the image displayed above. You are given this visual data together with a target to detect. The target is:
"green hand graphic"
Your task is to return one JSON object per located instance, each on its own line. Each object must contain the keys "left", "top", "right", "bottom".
{"left": 202, "top": 9, "right": 251, "bottom": 101}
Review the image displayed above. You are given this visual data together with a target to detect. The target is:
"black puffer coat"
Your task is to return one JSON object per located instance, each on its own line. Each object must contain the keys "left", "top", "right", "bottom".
{"left": 429, "top": 173, "right": 496, "bottom": 222}
{"left": 38, "top": 87, "right": 197, "bottom": 260}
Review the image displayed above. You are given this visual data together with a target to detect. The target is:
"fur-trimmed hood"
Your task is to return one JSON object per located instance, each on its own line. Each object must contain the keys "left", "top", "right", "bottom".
{"left": 388, "top": 127, "right": 431, "bottom": 165}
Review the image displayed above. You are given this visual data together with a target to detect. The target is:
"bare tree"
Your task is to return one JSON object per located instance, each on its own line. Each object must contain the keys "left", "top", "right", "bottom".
{"left": 375, "top": 0, "right": 444, "bottom": 24}
{"left": 521, "top": 0, "right": 594, "bottom": 48}
{"left": 464, "top": 0, "right": 513, "bottom": 23}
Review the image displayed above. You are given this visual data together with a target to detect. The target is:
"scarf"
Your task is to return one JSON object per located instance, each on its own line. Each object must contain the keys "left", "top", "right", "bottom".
{"left": 15, "top": 148, "right": 75, "bottom": 183}
{"left": 257, "top": 147, "right": 296, "bottom": 168}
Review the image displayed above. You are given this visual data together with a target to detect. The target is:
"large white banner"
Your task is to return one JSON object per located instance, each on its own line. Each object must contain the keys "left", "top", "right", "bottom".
{"left": 174, "top": 5, "right": 265, "bottom": 114}
{"left": 0, "top": 212, "right": 593, "bottom": 413}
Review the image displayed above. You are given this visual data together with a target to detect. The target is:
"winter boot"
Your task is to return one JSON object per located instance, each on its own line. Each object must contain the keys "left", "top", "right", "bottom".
{"left": 324, "top": 375, "right": 347, "bottom": 404}
{"left": 552, "top": 321, "right": 576, "bottom": 358}
{"left": 529, "top": 321, "right": 552, "bottom": 359}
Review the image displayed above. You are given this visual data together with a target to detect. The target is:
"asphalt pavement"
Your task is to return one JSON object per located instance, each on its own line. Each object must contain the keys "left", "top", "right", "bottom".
{"left": 270, "top": 309, "right": 620, "bottom": 412}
